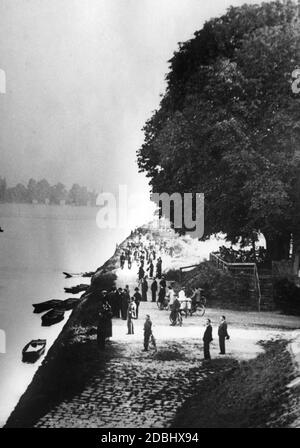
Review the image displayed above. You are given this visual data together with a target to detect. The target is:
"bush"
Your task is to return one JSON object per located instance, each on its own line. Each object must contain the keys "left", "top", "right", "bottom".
{"left": 274, "top": 277, "right": 300, "bottom": 315}
{"left": 180, "top": 261, "right": 253, "bottom": 309}
{"left": 165, "top": 268, "right": 182, "bottom": 282}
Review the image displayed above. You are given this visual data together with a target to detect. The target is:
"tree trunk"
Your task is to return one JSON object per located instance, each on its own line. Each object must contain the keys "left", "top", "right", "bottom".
{"left": 264, "top": 233, "right": 291, "bottom": 262}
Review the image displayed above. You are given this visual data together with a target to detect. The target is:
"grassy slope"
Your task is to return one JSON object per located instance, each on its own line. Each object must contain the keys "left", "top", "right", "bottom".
{"left": 172, "top": 339, "right": 297, "bottom": 428}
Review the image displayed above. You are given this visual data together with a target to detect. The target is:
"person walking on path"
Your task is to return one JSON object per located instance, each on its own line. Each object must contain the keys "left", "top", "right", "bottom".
{"left": 138, "top": 265, "right": 145, "bottom": 284}
{"left": 166, "top": 284, "right": 175, "bottom": 309}
{"left": 120, "top": 251, "right": 126, "bottom": 269}
{"left": 127, "top": 298, "right": 136, "bottom": 335}
{"left": 141, "top": 276, "right": 148, "bottom": 302}
{"left": 143, "top": 315, "right": 157, "bottom": 352}
{"left": 203, "top": 318, "right": 213, "bottom": 360}
{"left": 97, "top": 299, "right": 113, "bottom": 350}
{"left": 218, "top": 315, "right": 230, "bottom": 355}
{"left": 147, "top": 260, "right": 154, "bottom": 278}
{"left": 156, "top": 257, "right": 162, "bottom": 279}
{"left": 143, "top": 314, "right": 152, "bottom": 351}
{"left": 151, "top": 278, "right": 158, "bottom": 302}
{"left": 127, "top": 251, "right": 132, "bottom": 270}
{"left": 158, "top": 285, "right": 166, "bottom": 309}
{"left": 133, "top": 287, "right": 142, "bottom": 318}
{"left": 158, "top": 276, "right": 166, "bottom": 309}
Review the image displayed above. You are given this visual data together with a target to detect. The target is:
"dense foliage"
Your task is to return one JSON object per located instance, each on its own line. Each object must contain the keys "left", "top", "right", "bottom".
{"left": 137, "top": 1, "right": 300, "bottom": 260}
{"left": 274, "top": 277, "right": 300, "bottom": 314}
{"left": 218, "top": 245, "right": 267, "bottom": 264}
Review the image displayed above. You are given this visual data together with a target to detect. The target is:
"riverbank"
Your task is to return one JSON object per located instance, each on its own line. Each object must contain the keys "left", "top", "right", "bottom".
{"left": 4, "top": 223, "right": 300, "bottom": 428}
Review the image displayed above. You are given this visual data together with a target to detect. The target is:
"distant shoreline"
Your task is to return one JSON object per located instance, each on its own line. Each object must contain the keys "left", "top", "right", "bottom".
{"left": 0, "top": 202, "right": 100, "bottom": 220}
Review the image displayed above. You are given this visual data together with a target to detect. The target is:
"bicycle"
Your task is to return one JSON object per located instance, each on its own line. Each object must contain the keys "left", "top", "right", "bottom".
{"left": 189, "top": 297, "right": 206, "bottom": 317}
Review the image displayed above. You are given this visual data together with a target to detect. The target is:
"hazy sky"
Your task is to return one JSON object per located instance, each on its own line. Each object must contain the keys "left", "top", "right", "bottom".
{"left": 0, "top": 0, "right": 263, "bottom": 198}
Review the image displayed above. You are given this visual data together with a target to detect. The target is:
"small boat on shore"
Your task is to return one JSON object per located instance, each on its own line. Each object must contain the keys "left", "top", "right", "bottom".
{"left": 41, "top": 308, "right": 65, "bottom": 326}
{"left": 63, "top": 271, "right": 94, "bottom": 278}
{"left": 64, "top": 284, "right": 89, "bottom": 294}
{"left": 22, "top": 339, "right": 46, "bottom": 363}
{"left": 32, "top": 299, "right": 62, "bottom": 313}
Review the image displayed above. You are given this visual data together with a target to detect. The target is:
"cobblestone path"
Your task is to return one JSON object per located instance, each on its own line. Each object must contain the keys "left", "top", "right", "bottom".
{"left": 35, "top": 337, "right": 225, "bottom": 428}
{"left": 32, "top": 261, "right": 264, "bottom": 428}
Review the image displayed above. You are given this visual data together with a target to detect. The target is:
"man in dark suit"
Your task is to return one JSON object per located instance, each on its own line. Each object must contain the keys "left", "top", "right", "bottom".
{"left": 151, "top": 278, "right": 158, "bottom": 302}
{"left": 143, "top": 314, "right": 152, "bottom": 351}
{"left": 218, "top": 315, "right": 230, "bottom": 355}
{"left": 141, "top": 276, "right": 148, "bottom": 301}
{"left": 203, "top": 318, "right": 213, "bottom": 360}
{"left": 133, "top": 287, "right": 142, "bottom": 318}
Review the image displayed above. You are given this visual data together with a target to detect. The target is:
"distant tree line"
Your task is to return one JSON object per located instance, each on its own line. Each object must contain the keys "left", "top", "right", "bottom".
{"left": 0, "top": 177, "right": 98, "bottom": 206}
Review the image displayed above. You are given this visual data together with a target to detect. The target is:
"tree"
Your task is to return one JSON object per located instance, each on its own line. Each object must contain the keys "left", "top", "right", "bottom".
{"left": 67, "top": 183, "right": 89, "bottom": 206}
{"left": 137, "top": 1, "right": 300, "bottom": 261}
{"left": 0, "top": 177, "right": 6, "bottom": 202}
{"left": 5, "top": 183, "right": 28, "bottom": 203}
{"left": 50, "top": 182, "right": 67, "bottom": 204}
{"left": 36, "top": 179, "right": 51, "bottom": 203}
{"left": 27, "top": 178, "right": 38, "bottom": 202}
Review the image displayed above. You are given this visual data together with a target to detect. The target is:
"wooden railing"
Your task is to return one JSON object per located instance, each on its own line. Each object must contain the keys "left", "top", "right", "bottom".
{"left": 210, "top": 252, "right": 262, "bottom": 311}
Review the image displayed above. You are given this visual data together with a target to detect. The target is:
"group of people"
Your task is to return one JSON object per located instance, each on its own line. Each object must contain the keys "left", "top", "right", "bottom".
{"left": 97, "top": 291, "right": 157, "bottom": 353}
{"left": 119, "top": 230, "right": 173, "bottom": 282}
{"left": 96, "top": 284, "right": 146, "bottom": 349}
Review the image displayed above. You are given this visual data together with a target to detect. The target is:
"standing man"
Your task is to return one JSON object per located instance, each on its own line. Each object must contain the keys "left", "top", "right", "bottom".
{"left": 156, "top": 257, "right": 162, "bottom": 279}
{"left": 133, "top": 287, "right": 142, "bottom": 318}
{"left": 141, "top": 276, "right": 148, "bottom": 301}
{"left": 203, "top": 318, "right": 213, "bottom": 360}
{"left": 147, "top": 259, "right": 154, "bottom": 278}
{"left": 138, "top": 265, "right": 145, "bottom": 284}
{"left": 120, "top": 288, "right": 128, "bottom": 320}
{"left": 127, "top": 298, "right": 136, "bottom": 335}
{"left": 115, "top": 287, "right": 123, "bottom": 318}
{"left": 218, "top": 315, "right": 230, "bottom": 355}
{"left": 120, "top": 251, "right": 125, "bottom": 269}
{"left": 97, "top": 299, "right": 113, "bottom": 350}
{"left": 151, "top": 278, "right": 158, "bottom": 303}
{"left": 143, "top": 314, "right": 152, "bottom": 351}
